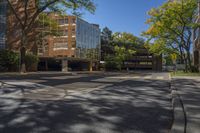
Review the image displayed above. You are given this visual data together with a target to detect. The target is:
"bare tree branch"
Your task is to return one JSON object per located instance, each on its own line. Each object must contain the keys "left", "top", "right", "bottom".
{"left": 6, "top": 0, "right": 24, "bottom": 28}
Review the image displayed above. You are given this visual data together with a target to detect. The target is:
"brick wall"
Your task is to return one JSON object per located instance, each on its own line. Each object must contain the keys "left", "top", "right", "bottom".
{"left": 39, "top": 14, "right": 77, "bottom": 57}
{"left": 6, "top": 0, "right": 37, "bottom": 53}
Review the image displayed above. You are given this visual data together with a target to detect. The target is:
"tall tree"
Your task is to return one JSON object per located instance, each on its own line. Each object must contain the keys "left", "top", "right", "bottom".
{"left": 143, "top": 0, "right": 198, "bottom": 72}
{"left": 6, "top": 0, "right": 96, "bottom": 73}
{"left": 101, "top": 27, "right": 112, "bottom": 42}
{"left": 101, "top": 27, "right": 113, "bottom": 61}
{"left": 104, "top": 32, "right": 143, "bottom": 70}
{"left": 112, "top": 32, "right": 144, "bottom": 49}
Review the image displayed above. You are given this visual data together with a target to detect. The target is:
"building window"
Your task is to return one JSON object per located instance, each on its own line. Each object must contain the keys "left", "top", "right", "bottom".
{"left": 53, "top": 43, "right": 68, "bottom": 50}
{"left": 0, "top": 0, "right": 7, "bottom": 49}
{"left": 72, "top": 18, "right": 76, "bottom": 24}
{"left": 71, "top": 41, "right": 76, "bottom": 48}
{"left": 65, "top": 18, "right": 68, "bottom": 24}
{"left": 59, "top": 30, "right": 68, "bottom": 36}
{"left": 58, "top": 19, "right": 65, "bottom": 25}
{"left": 58, "top": 18, "right": 68, "bottom": 25}
{"left": 72, "top": 29, "right": 76, "bottom": 36}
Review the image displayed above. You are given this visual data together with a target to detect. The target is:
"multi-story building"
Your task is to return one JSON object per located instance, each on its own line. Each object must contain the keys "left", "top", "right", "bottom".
{"left": 0, "top": 1, "right": 101, "bottom": 72}
{"left": 125, "top": 49, "right": 162, "bottom": 71}
{"left": 0, "top": 0, "right": 36, "bottom": 51}
{"left": 0, "top": 0, "right": 8, "bottom": 49}
{"left": 193, "top": 1, "right": 200, "bottom": 70}
{"left": 38, "top": 14, "right": 101, "bottom": 71}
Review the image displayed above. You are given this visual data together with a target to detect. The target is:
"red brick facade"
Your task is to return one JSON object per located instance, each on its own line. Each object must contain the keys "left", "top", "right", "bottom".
{"left": 6, "top": 0, "right": 37, "bottom": 53}
{"left": 38, "top": 14, "right": 77, "bottom": 58}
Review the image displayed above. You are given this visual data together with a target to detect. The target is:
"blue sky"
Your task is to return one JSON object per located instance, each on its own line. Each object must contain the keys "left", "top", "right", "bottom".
{"left": 82, "top": 0, "right": 166, "bottom": 37}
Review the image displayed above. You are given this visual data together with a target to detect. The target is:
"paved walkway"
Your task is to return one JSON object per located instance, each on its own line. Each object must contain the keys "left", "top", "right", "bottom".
{"left": 0, "top": 72, "right": 172, "bottom": 133}
{"left": 173, "top": 77, "right": 200, "bottom": 133}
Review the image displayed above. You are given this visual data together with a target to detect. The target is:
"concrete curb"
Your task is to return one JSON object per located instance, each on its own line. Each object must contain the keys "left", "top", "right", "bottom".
{"left": 170, "top": 79, "right": 186, "bottom": 133}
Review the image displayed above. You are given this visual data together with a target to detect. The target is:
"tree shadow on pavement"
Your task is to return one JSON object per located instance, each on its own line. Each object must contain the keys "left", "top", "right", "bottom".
{"left": 173, "top": 78, "right": 200, "bottom": 133}
{"left": 0, "top": 79, "right": 172, "bottom": 133}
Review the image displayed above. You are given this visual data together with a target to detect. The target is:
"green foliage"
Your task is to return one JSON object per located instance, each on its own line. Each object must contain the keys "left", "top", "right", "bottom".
{"left": 171, "top": 70, "right": 200, "bottom": 77}
{"left": 0, "top": 50, "right": 19, "bottom": 71}
{"left": 37, "top": 13, "right": 60, "bottom": 36}
{"left": 112, "top": 32, "right": 144, "bottom": 48}
{"left": 143, "top": 0, "right": 198, "bottom": 71}
{"left": 102, "top": 31, "right": 144, "bottom": 71}
{"left": 0, "top": 50, "right": 39, "bottom": 72}
{"left": 101, "top": 27, "right": 114, "bottom": 61}
{"left": 164, "top": 55, "right": 174, "bottom": 65}
{"left": 101, "top": 27, "right": 113, "bottom": 41}
{"left": 104, "top": 46, "right": 136, "bottom": 71}
{"left": 25, "top": 53, "right": 39, "bottom": 71}
{"left": 8, "top": 0, "right": 96, "bottom": 73}
{"left": 101, "top": 29, "right": 143, "bottom": 63}
{"left": 104, "top": 55, "right": 119, "bottom": 71}
{"left": 38, "top": 0, "right": 96, "bottom": 16}
{"left": 112, "top": 32, "right": 141, "bottom": 67}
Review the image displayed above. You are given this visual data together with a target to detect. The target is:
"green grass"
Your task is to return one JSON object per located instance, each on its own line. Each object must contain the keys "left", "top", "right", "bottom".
{"left": 171, "top": 71, "right": 200, "bottom": 77}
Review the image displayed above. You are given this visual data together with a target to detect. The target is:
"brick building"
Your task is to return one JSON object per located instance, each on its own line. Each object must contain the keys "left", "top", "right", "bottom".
{"left": 0, "top": 0, "right": 8, "bottom": 49}
{"left": 0, "top": 1, "right": 101, "bottom": 72}
{"left": 125, "top": 49, "right": 162, "bottom": 71}
{"left": 0, "top": 0, "right": 36, "bottom": 51}
{"left": 37, "top": 13, "right": 101, "bottom": 71}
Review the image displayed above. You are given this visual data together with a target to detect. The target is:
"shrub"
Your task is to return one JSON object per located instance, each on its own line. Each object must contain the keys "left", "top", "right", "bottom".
{"left": 104, "top": 55, "right": 118, "bottom": 71}
{"left": 0, "top": 50, "right": 39, "bottom": 72}
{"left": 25, "top": 53, "right": 39, "bottom": 71}
{"left": 0, "top": 50, "right": 19, "bottom": 71}
{"left": 191, "top": 65, "right": 199, "bottom": 73}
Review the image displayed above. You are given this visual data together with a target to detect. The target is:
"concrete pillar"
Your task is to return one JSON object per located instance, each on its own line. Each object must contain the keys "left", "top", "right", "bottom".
{"left": 152, "top": 55, "right": 162, "bottom": 72}
{"left": 89, "top": 61, "right": 93, "bottom": 72}
{"left": 62, "top": 59, "right": 68, "bottom": 72}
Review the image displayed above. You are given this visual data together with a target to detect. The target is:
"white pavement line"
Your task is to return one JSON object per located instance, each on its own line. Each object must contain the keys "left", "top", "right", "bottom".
{"left": 156, "top": 76, "right": 164, "bottom": 80}
{"left": 169, "top": 73, "right": 171, "bottom": 80}
{"left": 144, "top": 76, "right": 152, "bottom": 79}
{"left": 66, "top": 84, "right": 113, "bottom": 95}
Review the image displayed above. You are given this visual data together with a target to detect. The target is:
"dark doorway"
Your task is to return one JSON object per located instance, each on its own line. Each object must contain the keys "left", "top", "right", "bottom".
{"left": 38, "top": 58, "right": 62, "bottom": 71}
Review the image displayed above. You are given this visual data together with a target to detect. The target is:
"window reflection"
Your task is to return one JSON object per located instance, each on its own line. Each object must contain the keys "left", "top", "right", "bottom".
{"left": 0, "top": 0, "right": 7, "bottom": 49}
{"left": 76, "top": 18, "right": 101, "bottom": 60}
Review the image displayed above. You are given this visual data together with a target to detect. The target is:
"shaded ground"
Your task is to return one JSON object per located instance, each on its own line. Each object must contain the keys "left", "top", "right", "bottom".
{"left": 0, "top": 72, "right": 172, "bottom": 133}
{"left": 173, "top": 77, "right": 200, "bottom": 133}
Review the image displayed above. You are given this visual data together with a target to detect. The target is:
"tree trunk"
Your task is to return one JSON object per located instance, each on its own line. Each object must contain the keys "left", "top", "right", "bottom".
{"left": 20, "top": 32, "right": 27, "bottom": 73}
{"left": 186, "top": 49, "right": 192, "bottom": 72}
{"left": 179, "top": 45, "right": 184, "bottom": 64}
{"left": 182, "top": 52, "right": 188, "bottom": 72}
{"left": 20, "top": 47, "right": 26, "bottom": 73}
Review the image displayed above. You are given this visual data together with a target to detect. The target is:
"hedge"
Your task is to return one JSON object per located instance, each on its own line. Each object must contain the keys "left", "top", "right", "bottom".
{"left": 0, "top": 50, "right": 38, "bottom": 72}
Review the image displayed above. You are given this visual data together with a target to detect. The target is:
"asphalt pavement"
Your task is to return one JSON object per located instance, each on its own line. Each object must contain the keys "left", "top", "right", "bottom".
{"left": 172, "top": 77, "right": 200, "bottom": 133}
{"left": 0, "top": 72, "right": 172, "bottom": 133}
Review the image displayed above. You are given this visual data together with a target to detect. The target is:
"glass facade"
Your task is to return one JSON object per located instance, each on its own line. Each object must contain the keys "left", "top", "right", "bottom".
{"left": 0, "top": 0, "right": 7, "bottom": 49}
{"left": 76, "top": 18, "right": 101, "bottom": 60}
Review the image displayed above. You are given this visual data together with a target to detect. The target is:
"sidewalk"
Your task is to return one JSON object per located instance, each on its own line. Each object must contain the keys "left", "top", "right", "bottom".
{"left": 172, "top": 77, "right": 200, "bottom": 133}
